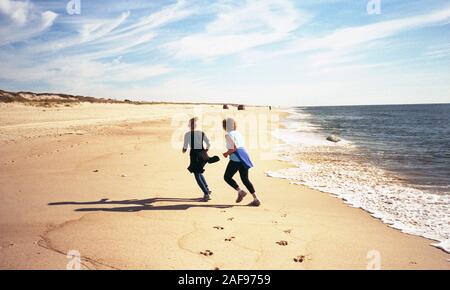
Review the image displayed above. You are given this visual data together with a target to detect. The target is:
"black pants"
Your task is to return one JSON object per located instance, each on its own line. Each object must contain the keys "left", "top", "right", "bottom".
{"left": 224, "top": 161, "right": 255, "bottom": 194}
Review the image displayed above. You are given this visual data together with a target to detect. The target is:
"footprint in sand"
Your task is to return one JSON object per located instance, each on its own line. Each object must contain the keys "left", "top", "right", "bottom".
{"left": 283, "top": 229, "right": 292, "bottom": 234}
{"left": 213, "top": 226, "right": 224, "bottom": 230}
{"left": 272, "top": 221, "right": 278, "bottom": 224}
{"left": 224, "top": 237, "right": 236, "bottom": 242}
{"left": 281, "top": 214, "right": 287, "bottom": 218}
{"left": 276, "top": 240, "right": 288, "bottom": 246}
{"left": 200, "top": 250, "right": 213, "bottom": 256}
{"left": 294, "top": 255, "right": 305, "bottom": 263}
{"left": 227, "top": 217, "right": 234, "bottom": 221}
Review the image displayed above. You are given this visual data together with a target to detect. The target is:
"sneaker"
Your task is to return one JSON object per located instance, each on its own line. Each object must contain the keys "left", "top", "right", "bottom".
{"left": 236, "top": 190, "right": 247, "bottom": 203}
{"left": 203, "top": 194, "right": 211, "bottom": 202}
{"left": 248, "top": 199, "right": 261, "bottom": 207}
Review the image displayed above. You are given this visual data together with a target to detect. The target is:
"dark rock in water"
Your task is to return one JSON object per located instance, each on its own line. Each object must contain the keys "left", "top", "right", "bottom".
{"left": 223, "top": 104, "right": 229, "bottom": 109}
{"left": 237, "top": 104, "right": 245, "bottom": 110}
{"left": 326, "top": 135, "right": 341, "bottom": 143}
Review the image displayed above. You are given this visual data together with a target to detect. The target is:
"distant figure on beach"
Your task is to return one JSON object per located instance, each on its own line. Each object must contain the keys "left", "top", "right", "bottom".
{"left": 222, "top": 118, "right": 261, "bottom": 206}
{"left": 183, "top": 117, "right": 219, "bottom": 201}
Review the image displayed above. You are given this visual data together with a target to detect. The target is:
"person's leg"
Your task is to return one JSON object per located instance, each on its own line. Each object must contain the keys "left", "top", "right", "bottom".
{"left": 199, "top": 173, "right": 211, "bottom": 194}
{"left": 224, "top": 161, "right": 249, "bottom": 203}
{"left": 238, "top": 166, "right": 255, "bottom": 194}
{"left": 194, "top": 173, "right": 209, "bottom": 195}
{"left": 238, "top": 165, "right": 260, "bottom": 205}
{"left": 224, "top": 161, "right": 240, "bottom": 190}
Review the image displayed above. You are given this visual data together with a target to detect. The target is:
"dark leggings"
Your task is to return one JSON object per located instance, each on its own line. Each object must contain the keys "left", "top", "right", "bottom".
{"left": 194, "top": 173, "right": 209, "bottom": 195}
{"left": 224, "top": 161, "right": 255, "bottom": 194}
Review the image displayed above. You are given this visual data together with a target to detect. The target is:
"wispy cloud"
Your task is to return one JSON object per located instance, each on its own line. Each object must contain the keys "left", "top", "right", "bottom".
{"left": 0, "top": 0, "right": 57, "bottom": 45}
{"left": 234, "top": 4, "right": 450, "bottom": 75}
{"left": 0, "top": 0, "right": 194, "bottom": 92}
{"left": 166, "top": 0, "right": 309, "bottom": 59}
{"left": 0, "top": 0, "right": 449, "bottom": 105}
{"left": 288, "top": 6, "right": 450, "bottom": 53}
{"left": 30, "top": 11, "right": 131, "bottom": 53}
{"left": 425, "top": 43, "right": 450, "bottom": 59}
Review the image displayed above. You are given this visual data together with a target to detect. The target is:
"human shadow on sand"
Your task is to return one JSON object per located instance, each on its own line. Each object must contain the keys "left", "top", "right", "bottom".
{"left": 48, "top": 197, "right": 236, "bottom": 212}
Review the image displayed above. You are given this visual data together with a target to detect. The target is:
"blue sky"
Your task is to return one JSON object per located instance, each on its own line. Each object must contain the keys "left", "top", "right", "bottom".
{"left": 0, "top": 0, "right": 449, "bottom": 106}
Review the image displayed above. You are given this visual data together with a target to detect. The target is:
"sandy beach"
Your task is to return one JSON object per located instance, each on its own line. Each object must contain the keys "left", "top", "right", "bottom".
{"left": 0, "top": 102, "right": 448, "bottom": 270}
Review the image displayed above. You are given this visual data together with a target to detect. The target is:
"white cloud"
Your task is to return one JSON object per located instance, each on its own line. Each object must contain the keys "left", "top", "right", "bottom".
{"left": 105, "top": 63, "right": 172, "bottom": 82}
{"left": 0, "top": 0, "right": 29, "bottom": 26}
{"left": 279, "top": 6, "right": 450, "bottom": 60}
{"left": 29, "top": 11, "right": 130, "bottom": 53}
{"left": 237, "top": 5, "right": 450, "bottom": 72}
{"left": 167, "top": 0, "right": 309, "bottom": 59}
{"left": 425, "top": 43, "right": 450, "bottom": 59}
{"left": 0, "top": 0, "right": 57, "bottom": 46}
{"left": 79, "top": 11, "right": 130, "bottom": 44}
{"left": 0, "top": 1, "right": 191, "bottom": 92}
{"left": 0, "top": 52, "right": 172, "bottom": 86}
{"left": 1, "top": 0, "right": 449, "bottom": 106}
{"left": 113, "top": 0, "right": 193, "bottom": 35}
{"left": 31, "top": 0, "right": 194, "bottom": 54}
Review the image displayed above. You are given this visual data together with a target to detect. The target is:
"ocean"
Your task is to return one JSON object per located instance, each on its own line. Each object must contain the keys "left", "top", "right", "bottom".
{"left": 269, "top": 104, "right": 450, "bottom": 253}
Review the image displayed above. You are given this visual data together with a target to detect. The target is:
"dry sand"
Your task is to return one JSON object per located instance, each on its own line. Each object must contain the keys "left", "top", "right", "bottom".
{"left": 0, "top": 102, "right": 449, "bottom": 269}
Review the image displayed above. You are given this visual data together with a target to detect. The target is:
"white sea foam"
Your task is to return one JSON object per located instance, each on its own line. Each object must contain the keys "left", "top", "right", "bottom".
{"left": 268, "top": 108, "right": 450, "bottom": 254}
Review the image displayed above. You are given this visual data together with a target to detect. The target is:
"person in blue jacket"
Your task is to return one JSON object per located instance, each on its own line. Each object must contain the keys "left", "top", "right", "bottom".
{"left": 222, "top": 118, "right": 261, "bottom": 207}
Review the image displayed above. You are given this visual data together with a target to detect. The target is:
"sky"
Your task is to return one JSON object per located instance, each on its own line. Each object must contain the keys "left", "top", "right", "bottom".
{"left": 0, "top": 0, "right": 449, "bottom": 106}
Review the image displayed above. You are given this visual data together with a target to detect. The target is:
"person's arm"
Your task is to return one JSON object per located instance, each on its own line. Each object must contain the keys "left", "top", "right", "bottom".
{"left": 203, "top": 132, "right": 210, "bottom": 150}
{"left": 223, "top": 134, "right": 237, "bottom": 158}
{"left": 182, "top": 132, "right": 189, "bottom": 153}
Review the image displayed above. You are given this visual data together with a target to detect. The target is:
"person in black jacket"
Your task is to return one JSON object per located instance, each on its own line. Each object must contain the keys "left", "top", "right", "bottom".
{"left": 182, "top": 117, "right": 219, "bottom": 201}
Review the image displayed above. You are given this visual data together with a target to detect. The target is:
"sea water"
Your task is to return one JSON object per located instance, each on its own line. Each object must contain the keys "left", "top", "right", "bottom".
{"left": 268, "top": 104, "right": 450, "bottom": 253}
